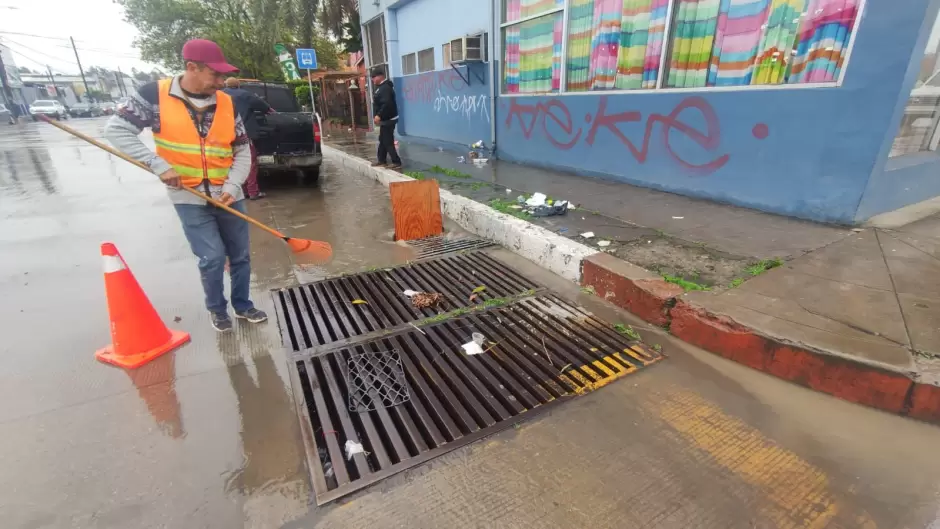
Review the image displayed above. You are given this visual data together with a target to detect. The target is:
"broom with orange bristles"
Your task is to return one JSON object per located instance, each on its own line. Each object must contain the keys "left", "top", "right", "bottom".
{"left": 39, "top": 115, "right": 333, "bottom": 262}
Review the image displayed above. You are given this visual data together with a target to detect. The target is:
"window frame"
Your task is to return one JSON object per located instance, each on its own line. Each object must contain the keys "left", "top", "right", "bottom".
{"left": 401, "top": 52, "right": 417, "bottom": 76}
{"left": 417, "top": 47, "right": 435, "bottom": 73}
{"left": 498, "top": 0, "right": 866, "bottom": 97}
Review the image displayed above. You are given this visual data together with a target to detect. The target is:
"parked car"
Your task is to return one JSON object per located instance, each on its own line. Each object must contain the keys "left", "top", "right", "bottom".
{"left": 68, "top": 103, "right": 103, "bottom": 118}
{"left": 240, "top": 81, "right": 322, "bottom": 181}
{"left": 29, "top": 100, "right": 69, "bottom": 120}
{"left": 0, "top": 103, "right": 12, "bottom": 125}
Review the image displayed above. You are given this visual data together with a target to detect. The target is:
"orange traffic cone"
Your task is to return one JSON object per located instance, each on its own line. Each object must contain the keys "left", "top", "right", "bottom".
{"left": 95, "top": 242, "right": 190, "bottom": 369}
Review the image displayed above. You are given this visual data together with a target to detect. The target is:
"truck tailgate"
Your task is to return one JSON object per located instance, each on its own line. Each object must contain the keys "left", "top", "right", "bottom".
{"left": 254, "top": 113, "right": 317, "bottom": 154}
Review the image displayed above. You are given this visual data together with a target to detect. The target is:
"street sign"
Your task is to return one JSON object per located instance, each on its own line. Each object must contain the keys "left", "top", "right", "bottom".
{"left": 296, "top": 48, "right": 318, "bottom": 70}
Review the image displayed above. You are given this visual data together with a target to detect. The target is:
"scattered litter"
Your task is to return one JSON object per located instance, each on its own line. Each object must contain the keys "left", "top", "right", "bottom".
{"left": 569, "top": 205, "right": 576, "bottom": 210}
{"left": 472, "top": 332, "right": 485, "bottom": 345}
{"left": 597, "top": 240, "right": 611, "bottom": 247}
{"left": 472, "top": 158, "right": 489, "bottom": 165}
{"left": 582, "top": 217, "right": 586, "bottom": 220}
{"left": 672, "top": 216, "right": 684, "bottom": 219}
{"left": 402, "top": 289, "right": 419, "bottom": 297}
{"left": 560, "top": 363, "right": 573, "bottom": 374}
{"left": 851, "top": 228, "right": 864, "bottom": 232}
{"left": 557, "top": 227, "right": 569, "bottom": 233}
{"left": 351, "top": 299, "right": 368, "bottom": 305}
{"left": 173, "top": 316, "right": 182, "bottom": 323}
{"left": 461, "top": 341, "right": 485, "bottom": 355}
{"left": 506, "top": 188, "right": 512, "bottom": 194}
{"left": 345, "top": 440, "right": 367, "bottom": 460}
{"left": 581, "top": 231, "right": 595, "bottom": 238}
{"left": 471, "top": 140, "right": 485, "bottom": 149}
{"left": 412, "top": 292, "right": 443, "bottom": 309}
{"left": 509, "top": 205, "right": 523, "bottom": 209}
{"left": 525, "top": 193, "right": 548, "bottom": 207}
{"left": 437, "top": 147, "right": 444, "bottom": 152}
{"left": 456, "top": 156, "right": 466, "bottom": 163}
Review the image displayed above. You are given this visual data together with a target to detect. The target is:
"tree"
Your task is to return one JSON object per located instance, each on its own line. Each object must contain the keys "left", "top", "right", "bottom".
{"left": 339, "top": 10, "right": 362, "bottom": 54}
{"left": 318, "top": 0, "right": 357, "bottom": 41}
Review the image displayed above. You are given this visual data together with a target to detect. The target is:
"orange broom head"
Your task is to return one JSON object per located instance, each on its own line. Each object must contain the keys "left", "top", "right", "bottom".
{"left": 287, "top": 237, "right": 333, "bottom": 262}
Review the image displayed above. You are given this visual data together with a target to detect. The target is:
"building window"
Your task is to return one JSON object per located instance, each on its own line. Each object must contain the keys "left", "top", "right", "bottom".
{"left": 418, "top": 47, "right": 435, "bottom": 72}
{"left": 501, "top": 0, "right": 863, "bottom": 95}
{"left": 402, "top": 53, "right": 417, "bottom": 75}
{"left": 891, "top": 15, "right": 940, "bottom": 157}
{"left": 365, "top": 16, "right": 388, "bottom": 72}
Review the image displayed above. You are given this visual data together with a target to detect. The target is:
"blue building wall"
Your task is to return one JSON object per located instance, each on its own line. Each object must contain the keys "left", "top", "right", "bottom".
{"left": 495, "top": 0, "right": 933, "bottom": 224}
{"left": 387, "top": 0, "right": 493, "bottom": 146}
{"left": 856, "top": 0, "right": 940, "bottom": 221}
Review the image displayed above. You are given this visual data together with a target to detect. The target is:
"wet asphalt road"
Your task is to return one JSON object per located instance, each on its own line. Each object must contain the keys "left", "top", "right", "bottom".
{"left": 2, "top": 118, "right": 940, "bottom": 529}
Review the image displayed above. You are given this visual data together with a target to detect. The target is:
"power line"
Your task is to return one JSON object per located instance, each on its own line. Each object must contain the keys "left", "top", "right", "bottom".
{"left": 1, "top": 38, "right": 76, "bottom": 70}
{"left": 0, "top": 30, "right": 70, "bottom": 41}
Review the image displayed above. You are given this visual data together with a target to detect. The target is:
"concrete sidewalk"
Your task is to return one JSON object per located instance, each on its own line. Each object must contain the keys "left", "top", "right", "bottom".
{"left": 326, "top": 130, "right": 940, "bottom": 423}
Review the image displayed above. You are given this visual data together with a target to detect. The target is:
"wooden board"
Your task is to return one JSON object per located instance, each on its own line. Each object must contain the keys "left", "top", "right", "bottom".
{"left": 389, "top": 179, "right": 444, "bottom": 241}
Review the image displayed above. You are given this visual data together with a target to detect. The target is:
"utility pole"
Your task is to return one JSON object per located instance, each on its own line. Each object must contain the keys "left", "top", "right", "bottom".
{"left": 46, "top": 64, "right": 58, "bottom": 101}
{"left": 117, "top": 66, "right": 127, "bottom": 97}
{"left": 70, "top": 37, "right": 92, "bottom": 102}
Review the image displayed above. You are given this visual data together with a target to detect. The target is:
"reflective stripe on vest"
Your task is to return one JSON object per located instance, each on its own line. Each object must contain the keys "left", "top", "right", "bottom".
{"left": 153, "top": 78, "right": 235, "bottom": 188}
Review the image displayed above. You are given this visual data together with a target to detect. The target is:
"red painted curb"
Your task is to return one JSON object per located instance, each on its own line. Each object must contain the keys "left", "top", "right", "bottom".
{"left": 582, "top": 254, "right": 683, "bottom": 327}
{"left": 669, "top": 300, "right": 917, "bottom": 417}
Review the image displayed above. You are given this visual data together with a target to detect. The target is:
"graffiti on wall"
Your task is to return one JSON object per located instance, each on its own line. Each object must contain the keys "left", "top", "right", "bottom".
{"left": 402, "top": 69, "right": 490, "bottom": 124}
{"left": 433, "top": 91, "right": 489, "bottom": 123}
{"left": 503, "top": 96, "right": 769, "bottom": 175}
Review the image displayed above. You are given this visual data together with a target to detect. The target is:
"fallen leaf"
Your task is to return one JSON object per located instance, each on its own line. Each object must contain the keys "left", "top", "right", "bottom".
{"left": 472, "top": 286, "right": 487, "bottom": 294}
{"left": 351, "top": 299, "right": 368, "bottom": 305}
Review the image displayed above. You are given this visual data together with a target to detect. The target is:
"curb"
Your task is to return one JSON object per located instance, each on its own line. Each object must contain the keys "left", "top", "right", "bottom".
{"left": 579, "top": 256, "right": 940, "bottom": 423}
{"left": 323, "top": 145, "right": 597, "bottom": 282}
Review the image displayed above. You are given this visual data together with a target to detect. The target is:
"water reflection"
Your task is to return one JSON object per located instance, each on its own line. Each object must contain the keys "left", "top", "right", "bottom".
{"left": 221, "top": 337, "right": 306, "bottom": 497}
{"left": 126, "top": 352, "right": 184, "bottom": 439}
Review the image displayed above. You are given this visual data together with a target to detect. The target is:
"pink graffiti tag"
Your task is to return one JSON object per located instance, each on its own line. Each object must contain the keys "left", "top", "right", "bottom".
{"left": 505, "top": 96, "right": 744, "bottom": 175}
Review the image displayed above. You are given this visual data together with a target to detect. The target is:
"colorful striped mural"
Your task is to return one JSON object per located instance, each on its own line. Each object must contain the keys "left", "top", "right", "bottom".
{"left": 566, "top": 0, "right": 668, "bottom": 91}
{"left": 501, "top": 0, "right": 859, "bottom": 92}
{"left": 503, "top": 12, "right": 564, "bottom": 93}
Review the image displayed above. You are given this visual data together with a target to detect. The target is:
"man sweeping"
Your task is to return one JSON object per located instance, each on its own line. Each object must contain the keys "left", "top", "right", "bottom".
{"left": 105, "top": 39, "right": 267, "bottom": 332}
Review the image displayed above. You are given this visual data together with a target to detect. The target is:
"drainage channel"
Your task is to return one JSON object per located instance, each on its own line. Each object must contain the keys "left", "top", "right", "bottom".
{"left": 273, "top": 251, "right": 542, "bottom": 353}
{"left": 406, "top": 235, "right": 494, "bottom": 259}
{"left": 275, "top": 249, "right": 665, "bottom": 505}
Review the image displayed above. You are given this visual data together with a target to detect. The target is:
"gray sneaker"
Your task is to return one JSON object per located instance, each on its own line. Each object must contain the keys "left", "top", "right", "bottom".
{"left": 235, "top": 308, "right": 268, "bottom": 323}
{"left": 210, "top": 311, "right": 233, "bottom": 332}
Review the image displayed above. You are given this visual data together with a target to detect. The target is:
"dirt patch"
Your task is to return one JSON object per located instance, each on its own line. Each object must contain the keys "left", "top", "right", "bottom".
{"left": 610, "top": 235, "right": 753, "bottom": 291}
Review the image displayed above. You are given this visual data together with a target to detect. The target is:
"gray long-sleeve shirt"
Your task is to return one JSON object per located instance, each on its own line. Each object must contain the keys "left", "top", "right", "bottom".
{"left": 104, "top": 76, "right": 251, "bottom": 205}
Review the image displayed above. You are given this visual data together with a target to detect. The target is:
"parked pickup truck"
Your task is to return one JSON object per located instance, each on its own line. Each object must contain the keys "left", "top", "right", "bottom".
{"left": 240, "top": 81, "right": 322, "bottom": 182}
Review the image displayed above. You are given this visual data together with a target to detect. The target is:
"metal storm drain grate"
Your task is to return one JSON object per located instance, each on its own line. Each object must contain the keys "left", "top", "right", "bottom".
{"left": 287, "top": 291, "right": 664, "bottom": 505}
{"left": 346, "top": 349, "right": 410, "bottom": 413}
{"left": 407, "top": 235, "right": 494, "bottom": 259}
{"left": 273, "top": 251, "right": 541, "bottom": 352}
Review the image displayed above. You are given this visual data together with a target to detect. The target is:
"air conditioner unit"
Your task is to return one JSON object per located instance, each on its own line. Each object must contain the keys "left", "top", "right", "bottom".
{"left": 450, "top": 35, "right": 483, "bottom": 63}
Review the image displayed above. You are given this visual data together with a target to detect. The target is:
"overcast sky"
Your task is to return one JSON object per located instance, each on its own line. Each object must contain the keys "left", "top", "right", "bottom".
{"left": 0, "top": 0, "right": 160, "bottom": 75}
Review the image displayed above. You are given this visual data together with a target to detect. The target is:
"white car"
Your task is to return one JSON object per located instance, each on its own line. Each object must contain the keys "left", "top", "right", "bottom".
{"left": 29, "top": 100, "right": 69, "bottom": 121}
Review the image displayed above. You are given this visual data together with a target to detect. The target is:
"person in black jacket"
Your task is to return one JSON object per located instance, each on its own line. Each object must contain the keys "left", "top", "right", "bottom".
{"left": 370, "top": 68, "right": 402, "bottom": 168}
{"left": 223, "top": 77, "right": 273, "bottom": 199}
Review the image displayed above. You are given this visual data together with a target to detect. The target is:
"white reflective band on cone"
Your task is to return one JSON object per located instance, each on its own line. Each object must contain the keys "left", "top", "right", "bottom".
{"left": 102, "top": 255, "right": 127, "bottom": 273}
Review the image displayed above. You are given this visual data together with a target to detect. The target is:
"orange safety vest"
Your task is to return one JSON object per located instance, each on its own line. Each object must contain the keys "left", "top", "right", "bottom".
{"left": 153, "top": 78, "right": 235, "bottom": 188}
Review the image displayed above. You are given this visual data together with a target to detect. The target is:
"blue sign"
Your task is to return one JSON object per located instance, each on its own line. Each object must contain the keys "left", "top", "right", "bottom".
{"left": 296, "top": 48, "right": 318, "bottom": 70}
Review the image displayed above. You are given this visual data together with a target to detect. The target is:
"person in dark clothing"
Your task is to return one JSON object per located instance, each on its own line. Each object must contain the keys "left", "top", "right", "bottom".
{"left": 223, "top": 77, "right": 273, "bottom": 199}
{"left": 370, "top": 68, "right": 401, "bottom": 168}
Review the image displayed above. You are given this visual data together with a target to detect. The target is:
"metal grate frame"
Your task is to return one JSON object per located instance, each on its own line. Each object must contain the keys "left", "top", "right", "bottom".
{"left": 289, "top": 293, "right": 664, "bottom": 505}
{"left": 407, "top": 235, "right": 494, "bottom": 259}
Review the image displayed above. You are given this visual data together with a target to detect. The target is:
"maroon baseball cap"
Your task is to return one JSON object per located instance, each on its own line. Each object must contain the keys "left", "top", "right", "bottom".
{"left": 182, "top": 39, "right": 239, "bottom": 73}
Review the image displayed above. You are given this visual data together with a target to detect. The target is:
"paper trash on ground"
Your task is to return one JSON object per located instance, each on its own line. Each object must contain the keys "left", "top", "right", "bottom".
{"left": 581, "top": 231, "right": 595, "bottom": 238}
{"left": 345, "top": 440, "right": 366, "bottom": 460}
{"left": 597, "top": 240, "right": 611, "bottom": 247}
{"left": 525, "top": 193, "right": 548, "bottom": 207}
{"left": 402, "top": 290, "right": 419, "bottom": 297}
{"left": 462, "top": 332, "right": 487, "bottom": 355}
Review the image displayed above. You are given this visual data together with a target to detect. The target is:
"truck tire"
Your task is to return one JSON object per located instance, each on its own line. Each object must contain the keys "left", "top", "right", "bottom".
{"left": 301, "top": 166, "right": 320, "bottom": 184}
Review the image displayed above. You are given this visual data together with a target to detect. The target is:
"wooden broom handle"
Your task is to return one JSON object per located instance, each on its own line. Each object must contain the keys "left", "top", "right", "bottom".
{"left": 40, "top": 116, "right": 286, "bottom": 239}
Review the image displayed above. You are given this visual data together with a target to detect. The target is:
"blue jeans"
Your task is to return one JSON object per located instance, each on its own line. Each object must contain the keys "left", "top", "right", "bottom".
{"left": 174, "top": 200, "right": 254, "bottom": 315}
